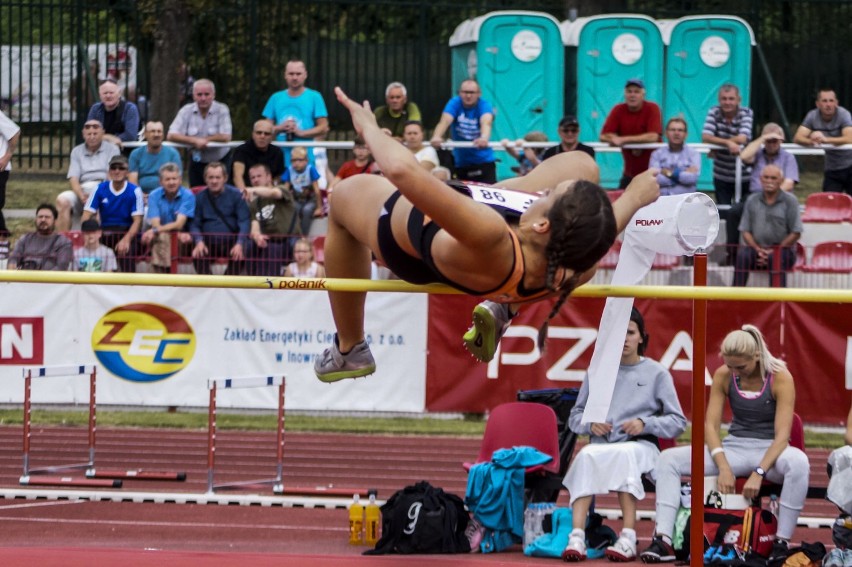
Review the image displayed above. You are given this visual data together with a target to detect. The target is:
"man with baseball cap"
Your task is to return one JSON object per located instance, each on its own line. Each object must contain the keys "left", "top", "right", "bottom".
{"left": 600, "top": 78, "right": 662, "bottom": 188}
{"left": 81, "top": 153, "right": 144, "bottom": 272}
{"left": 541, "top": 115, "right": 595, "bottom": 162}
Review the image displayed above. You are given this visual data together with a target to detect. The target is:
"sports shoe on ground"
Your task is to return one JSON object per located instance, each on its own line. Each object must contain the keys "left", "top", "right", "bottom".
{"left": 462, "top": 301, "right": 513, "bottom": 363}
{"left": 823, "top": 548, "right": 845, "bottom": 567}
{"left": 605, "top": 535, "right": 637, "bottom": 562}
{"left": 465, "top": 516, "right": 485, "bottom": 553}
{"left": 640, "top": 536, "right": 676, "bottom": 563}
{"left": 314, "top": 337, "right": 376, "bottom": 383}
{"left": 562, "top": 531, "right": 588, "bottom": 562}
{"left": 767, "top": 539, "right": 789, "bottom": 564}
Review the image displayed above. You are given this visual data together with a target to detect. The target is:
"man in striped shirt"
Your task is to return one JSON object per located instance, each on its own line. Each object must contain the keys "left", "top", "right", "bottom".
{"left": 702, "top": 84, "right": 754, "bottom": 206}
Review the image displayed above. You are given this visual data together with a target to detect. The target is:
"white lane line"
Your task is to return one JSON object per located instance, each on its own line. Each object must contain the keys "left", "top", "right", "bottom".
{"left": 0, "top": 516, "right": 344, "bottom": 532}
{"left": 0, "top": 500, "right": 84, "bottom": 511}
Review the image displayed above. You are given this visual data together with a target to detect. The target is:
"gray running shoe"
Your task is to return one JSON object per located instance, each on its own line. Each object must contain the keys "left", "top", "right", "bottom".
{"left": 462, "top": 301, "right": 513, "bottom": 363}
{"left": 314, "top": 337, "right": 376, "bottom": 383}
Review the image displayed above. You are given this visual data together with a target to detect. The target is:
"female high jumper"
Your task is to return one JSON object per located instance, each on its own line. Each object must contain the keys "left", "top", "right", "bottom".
{"left": 314, "top": 87, "right": 660, "bottom": 382}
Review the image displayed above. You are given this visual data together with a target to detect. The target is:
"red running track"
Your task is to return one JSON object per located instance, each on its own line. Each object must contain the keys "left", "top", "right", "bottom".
{"left": 0, "top": 426, "right": 838, "bottom": 565}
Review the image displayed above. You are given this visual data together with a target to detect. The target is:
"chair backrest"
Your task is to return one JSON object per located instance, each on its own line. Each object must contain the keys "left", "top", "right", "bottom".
{"left": 597, "top": 240, "right": 621, "bottom": 270}
{"left": 61, "top": 230, "right": 85, "bottom": 249}
{"left": 802, "top": 240, "right": 852, "bottom": 273}
{"left": 789, "top": 413, "right": 804, "bottom": 451}
{"left": 793, "top": 242, "right": 806, "bottom": 270}
{"left": 312, "top": 235, "right": 325, "bottom": 264}
{"left": 801, "top": 192, "right": 852, "bottom": 222}
{"left": 474, "top": 402, "right": 560, "bottom": 474}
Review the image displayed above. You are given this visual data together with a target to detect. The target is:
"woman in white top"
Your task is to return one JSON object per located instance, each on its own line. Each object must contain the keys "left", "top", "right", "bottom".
{"left": 403, "top": 121, "right": 438, "bottom": 171}
{"left": 284, "top": 237, "right": 326, "bottom": 278}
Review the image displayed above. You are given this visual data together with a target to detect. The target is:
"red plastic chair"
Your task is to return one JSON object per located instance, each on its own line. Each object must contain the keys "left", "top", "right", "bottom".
{"left": 800, "top": 192, "right": 852, "bottom": 222}
{"left": 61, "top": 230, "right": 85, "bottom": 249}
{"left": 312, "top": 235, "right": 325, "bottom": 265}
{"left": 463, "top": 402, "right": 560, "bottom": 475}
{"left": 597, "top": 240, "right": 622, "bottom": 269}
{"left": 734, "top": 413, "right": 804, "bottom": 497}
{"left": 799, "top": 241, "right": 852, "bottom": 273}
{"left": 792, "top": 242, "right": 806, "bottom": 271}
{"left": 606, "top": 189, "right": 625, "bottom": 203}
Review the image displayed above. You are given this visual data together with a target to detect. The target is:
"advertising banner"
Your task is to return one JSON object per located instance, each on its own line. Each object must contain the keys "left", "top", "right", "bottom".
{"left": 0, "top": 283, "right": 427, "bottom": 412}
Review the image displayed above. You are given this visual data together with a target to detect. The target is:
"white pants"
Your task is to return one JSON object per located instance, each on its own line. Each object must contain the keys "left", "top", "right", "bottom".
{"left": 563, "top": 441, "right": 660, "bottom": 505}
{"left": 654, "top": 436, "right": 810, "bottom": 539}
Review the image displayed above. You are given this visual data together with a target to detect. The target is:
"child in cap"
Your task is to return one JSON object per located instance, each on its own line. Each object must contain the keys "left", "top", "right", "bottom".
{"left": 74, "top": 218, "right": 117, "bottom": 272}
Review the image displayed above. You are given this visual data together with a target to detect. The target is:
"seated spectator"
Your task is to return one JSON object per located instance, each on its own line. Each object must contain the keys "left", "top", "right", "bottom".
{"left": 283, "top": 237, "right": 326, "bottom": 278}
{"left": 733, "top": 164, "right": 802, "bottom": 287}
{"left": 282, "top": 146, "right": 322, "bottom": 235}
{"left": 57, "top": 120, "right": 120, "bottom": 231}
{"left": 541, "top": 115, "right": 595, "bottom": 161}
{"left": 501, "top": 131, "right": 548, "bottom": 176}
{"left": 561, "top": 308, "right": 686, "bottom": 562}
{"left": 246, "top": 163, "right": 299, "bottom": 276}
{"left": 87, "top": 78, "right": 140, "bottom": 150}
{"left": 140, "top": 163, "right": 196, "bottom": 273}
{"left": 81, "top": 155, "right": 144, "bottom": 273}
{"left": 824, "top": 400, "right": 852, "bottom": 565}
{"left": 8, "top": 204, "right": 73, "bottom": 270}
{"left": 640, "top": 325, "right": 808, "bottom": 564}
{"left": 373, "top": 82, "right": 422, "bottom": 140}
{"left": 403, "top": 121, "right": 439, "bottom": 171}
{"left": 741, "top": 123, "right": 799, "bottom": 193}
{"left": 74, "top": 219, "right": 117, "bottom": 272}
{"left": 431, "top": 166, "right": 452, "bottom": 181}
{"left": 231, "top": 118, "right": 285, "bottom": 195}
{"left": 128, "top": 121, "right": 182, "bottom": 194}
{"left": 189, "top": 162, "right": 249, "bottom": 275}
{"left": 650, "top": 117, "right": 700, "bottom": 196}
{"left": 330, "top": 136, "right": 377, "bottom": 189}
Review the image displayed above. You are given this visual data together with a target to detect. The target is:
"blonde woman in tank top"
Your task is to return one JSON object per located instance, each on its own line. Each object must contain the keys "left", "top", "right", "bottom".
{"left": 284, "top": 238, "right": 325, "bottom": 278}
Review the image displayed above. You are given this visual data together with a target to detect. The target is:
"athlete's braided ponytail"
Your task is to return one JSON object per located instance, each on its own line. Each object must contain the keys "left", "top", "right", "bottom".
{"left": 536, "top": 180, "right": 616, "bottom": 350}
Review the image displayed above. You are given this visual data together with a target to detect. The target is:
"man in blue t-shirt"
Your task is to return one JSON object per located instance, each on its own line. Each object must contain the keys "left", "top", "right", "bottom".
{"left": 128, "top": 121, "right": 182, "bottom": 194}
{"left": 430, "top": 79, "right": 496, "bottom": 183}
{"left": 262, "top": 59, "right": 329, "bottom": 164}
{"left": 141, "top": 162, "right": 196, "bottom": 273}
{"left": 82, "top": 154, "right": 144, "bottom": 272}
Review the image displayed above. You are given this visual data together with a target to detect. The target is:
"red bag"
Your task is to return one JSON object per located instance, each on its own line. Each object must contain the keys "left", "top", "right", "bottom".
{"left": 703, "top": 506, "right": 778, "bottom": 557}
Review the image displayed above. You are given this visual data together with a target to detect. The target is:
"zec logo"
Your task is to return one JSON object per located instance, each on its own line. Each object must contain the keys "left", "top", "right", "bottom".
{"left": 91, "top": 303, "right": 196, "bottom": 382}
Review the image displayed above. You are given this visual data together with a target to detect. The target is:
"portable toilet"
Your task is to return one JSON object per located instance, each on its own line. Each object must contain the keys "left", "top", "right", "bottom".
{"left": 448, "top": 11, "right": 565, "bottom": 180}
{"left": 661, "top": 15, "right": 756, "bottom": 191}
{"left": 562, "top": 14, "right": 665, "bottom": 189}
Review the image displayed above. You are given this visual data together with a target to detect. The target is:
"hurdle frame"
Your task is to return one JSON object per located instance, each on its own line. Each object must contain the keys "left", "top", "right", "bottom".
{"left": 207, "top": 375, "right": 287, "bottom": 494}
{"left": 20, "top": 364, "right": 121, "bottom": 489}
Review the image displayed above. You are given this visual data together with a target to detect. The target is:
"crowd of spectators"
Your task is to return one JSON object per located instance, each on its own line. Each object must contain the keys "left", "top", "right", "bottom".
{"left": 3, "top": 62, "right": 851, "bottom": 283}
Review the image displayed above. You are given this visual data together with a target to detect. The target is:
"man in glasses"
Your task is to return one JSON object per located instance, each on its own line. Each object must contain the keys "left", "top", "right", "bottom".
{"left": 231, "top": 118, "right": 285, "bottom": 194}
{"left": 431, "top": 79, "right": 496, "bottom": 183}
{"left": 650, "top": 117, "right": 701, "bottom": 196}
{"left": 81, "top": 154, "right": 144, "bottom": 272}
{"left": 128, "top": 121, "right": 182, "bottom": 194}
{"left": 541, "top": 115, "right": 595, "bottom": 161}
{"left": 56, "top": 119, "right": 120, "bottom": 231}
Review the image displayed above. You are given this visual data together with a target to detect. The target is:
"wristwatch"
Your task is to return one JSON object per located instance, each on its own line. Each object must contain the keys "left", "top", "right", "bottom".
{"left": 754, "top": 466, "right": 766, "bottom": 477}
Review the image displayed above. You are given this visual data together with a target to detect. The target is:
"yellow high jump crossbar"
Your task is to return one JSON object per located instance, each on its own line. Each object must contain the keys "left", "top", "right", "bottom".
{"left": 1, "top": 270, "right": 852, "bottom": 303}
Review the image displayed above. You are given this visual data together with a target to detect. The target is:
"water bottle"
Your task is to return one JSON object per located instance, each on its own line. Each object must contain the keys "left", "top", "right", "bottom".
{"left": 191, "top": 149, "right": 201, "bottom": 163}
{"left": 768, "top": 494, "right": 779, "bottom": 517}
{"left": 523, "top": 503, "right": 538, "bottom": 548}
{"left": 349, "top": 493, "right": 364, "bottom": 545}
{"left": 540, "top": 502, "right": 555, "bottom": 535}
{"left": 365, "top": 493, "right": 380, "bottom": 546}
{"left": 680, "top": 482, "right": 692, "bottom": 508}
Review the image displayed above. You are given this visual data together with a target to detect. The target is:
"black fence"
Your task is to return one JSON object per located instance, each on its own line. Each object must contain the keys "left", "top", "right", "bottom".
{"left": 3, "top": 0, "right": 852, "bottom": 169}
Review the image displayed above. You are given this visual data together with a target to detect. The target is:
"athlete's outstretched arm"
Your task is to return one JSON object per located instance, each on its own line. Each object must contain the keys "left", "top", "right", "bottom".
{"left": 612, "top": 169, "right": 660, "bottom": 234}
{"left": 335, "top": 87, "right": 505, "bottom": 249}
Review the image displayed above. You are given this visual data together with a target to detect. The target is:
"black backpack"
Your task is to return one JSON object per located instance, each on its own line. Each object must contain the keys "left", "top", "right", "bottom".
{"left": 363, "top": 481, "right": 471, "bottom": 555}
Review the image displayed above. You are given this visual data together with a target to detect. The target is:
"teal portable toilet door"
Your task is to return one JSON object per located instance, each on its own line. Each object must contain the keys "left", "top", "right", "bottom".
{"left": 564, "top": 15, "right": 665, "bottom": 189}
{"left": 663, "top": 16, "right": 756, "bottom": 192}
{"left": 450, "top": 11, "right": 564, "bottom": 181}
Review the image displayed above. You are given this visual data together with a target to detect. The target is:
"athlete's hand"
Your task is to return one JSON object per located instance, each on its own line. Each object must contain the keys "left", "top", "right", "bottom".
{"left": 625, "top": 169, "right": 661, "bottom": 208}
{"left": 335, "top": 86, "right": 377, "bottom": 137}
